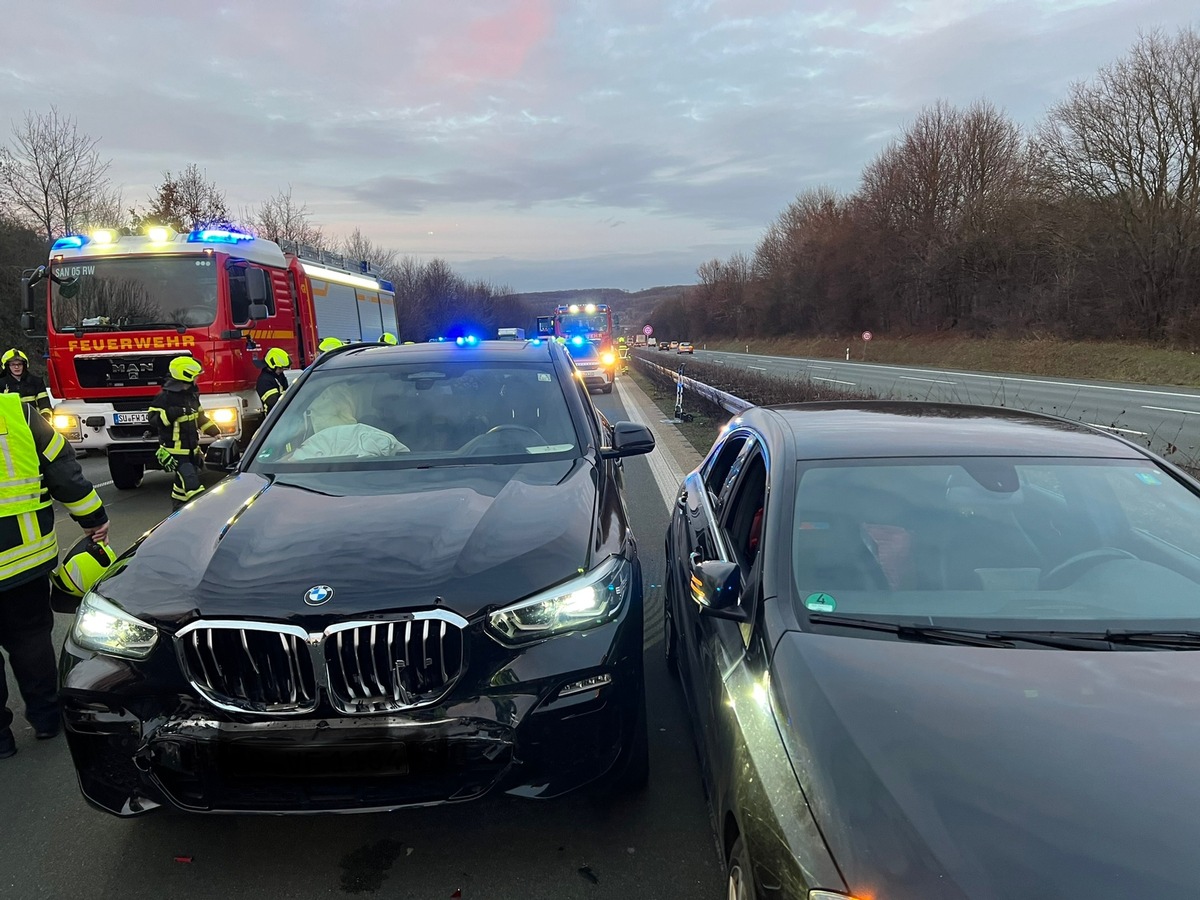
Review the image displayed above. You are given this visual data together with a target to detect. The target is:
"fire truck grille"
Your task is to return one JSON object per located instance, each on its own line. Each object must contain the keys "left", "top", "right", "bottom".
{"left": 75, "top": 355, "right": 172, "bottom": 389}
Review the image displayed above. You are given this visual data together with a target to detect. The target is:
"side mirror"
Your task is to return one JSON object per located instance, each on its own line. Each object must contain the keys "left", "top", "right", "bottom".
{"left": 600, "top": 421, "right": 655, "bottom": 458}
{"left": 245, "top": 268, "right": 270, "bottom": 304}
{"left": 690, "top": 559, "right": 748, "bottom": 621}
{"left": 20, "top": 312, "right": 36, "bottom": 334}
{"left": 21, "top": 275, "right": 35, "bottom": 314}
{"left": 204, "top": 436, "right": 242, "bottom": 472}
{"left": 247, "top": 303, "right": 269, "bottom": 321}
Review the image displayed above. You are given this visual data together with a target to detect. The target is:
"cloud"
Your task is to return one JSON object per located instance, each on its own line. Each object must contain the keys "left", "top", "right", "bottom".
{"left": 0, "top": 0, "right": 1195, "bottom": 288}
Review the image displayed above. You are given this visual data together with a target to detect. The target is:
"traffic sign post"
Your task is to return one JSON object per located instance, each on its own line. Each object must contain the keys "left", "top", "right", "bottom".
{"left": 643, "top": 325, "right": 653, "bottom": 336}
{"left": 861, "top": 330, "right": 873, "bottom": 360}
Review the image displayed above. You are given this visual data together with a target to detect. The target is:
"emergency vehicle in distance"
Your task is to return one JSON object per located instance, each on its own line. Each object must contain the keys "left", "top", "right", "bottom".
{"left": 21, "top": 226, "right": 397, "bottom": 490}
{"left": 550, "top": 303, "right": 617, "bottom": 377}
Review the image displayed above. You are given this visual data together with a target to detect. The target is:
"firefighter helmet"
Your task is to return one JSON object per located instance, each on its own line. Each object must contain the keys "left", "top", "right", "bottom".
{"left": 318, "top": 337, "right": 345, "bottom": 353}
{"left": 51, "top": 536, "right": 117, "bottom": 599}
{"left": 168, "top": 356, "right": 202, "bottom": 383}
{"left": 380, "top": 333, "right": 398, "bottom": 345}
{"left": 2, "top": 348, "right": 29, "bottom": 370}
{"left": 264, "top": 347, "right": 290, "bottom": 369}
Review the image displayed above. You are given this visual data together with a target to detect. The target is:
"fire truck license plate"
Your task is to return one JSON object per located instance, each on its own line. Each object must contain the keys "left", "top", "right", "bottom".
{"left": 113, "top": 412, "right": 151, "bottom": 425}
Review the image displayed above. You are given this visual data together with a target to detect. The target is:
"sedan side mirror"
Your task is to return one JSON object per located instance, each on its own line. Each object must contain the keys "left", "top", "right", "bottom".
{"left": 691, "top": 559, "right": 748, "bottom": 622}
{"left": 600, "top": 421, "right": 655, "bottom": 458}
{"left": 205, "top": 436, "right": 242, "bottom": 472}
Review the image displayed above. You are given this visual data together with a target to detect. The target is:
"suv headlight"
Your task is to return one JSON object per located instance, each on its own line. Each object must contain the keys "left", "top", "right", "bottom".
{"left": 487, "top": 556, "right": 632, "bottom": 645}
{"left": 72, "top": 591, "right": 159, "bottom": 659}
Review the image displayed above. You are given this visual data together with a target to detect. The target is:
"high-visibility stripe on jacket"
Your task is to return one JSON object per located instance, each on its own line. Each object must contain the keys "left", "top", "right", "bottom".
{"left": 147, "top": 379, "right": 221, "bottom": 454}
{"left": 0, "top": 394, "right": 107, "bottom": 590}
{"left": 1, "top": 371, "right": 52, "bottom": 418}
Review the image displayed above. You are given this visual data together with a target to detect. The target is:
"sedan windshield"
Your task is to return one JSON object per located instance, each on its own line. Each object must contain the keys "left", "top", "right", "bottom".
{"left": 51, "top": 257, "right": 218, "bottom": 330}
{"left": 250, "top": 360, "right": 579, "bottom": 470}
{"left": 791, "top": 457, "right": 1200, "bottom": 628}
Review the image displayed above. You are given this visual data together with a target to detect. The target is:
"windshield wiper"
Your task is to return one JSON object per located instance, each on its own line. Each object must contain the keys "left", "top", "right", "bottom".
{"left": 124, "top": 322, "right": 188, "bottom": 333}
{"left": 1097, "top": 630, "right": 1200, "bottom": 649}
{"left": 807, "top": 614, "right": 1017, "bottom": 648}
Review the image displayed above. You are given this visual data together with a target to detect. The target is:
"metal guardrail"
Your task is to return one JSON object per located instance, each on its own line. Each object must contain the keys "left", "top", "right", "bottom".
{"left": 635, "top": 354, "right": 753, "bottom": 415}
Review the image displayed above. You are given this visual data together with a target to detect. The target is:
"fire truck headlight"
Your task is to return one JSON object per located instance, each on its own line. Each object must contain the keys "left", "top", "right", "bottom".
{"left": 601, "top": 352, "right": 616, "bottom": 366}
{"left": 53, "top": 414, "right": 82, "bottom": 441}
{"left": 208, "top": 407, "right": 239, "bottom": 433}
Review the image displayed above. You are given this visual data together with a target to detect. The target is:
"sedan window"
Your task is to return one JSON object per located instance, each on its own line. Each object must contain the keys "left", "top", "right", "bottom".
{"left": 791, "top": 457, "right": 1200, "bottom": 627}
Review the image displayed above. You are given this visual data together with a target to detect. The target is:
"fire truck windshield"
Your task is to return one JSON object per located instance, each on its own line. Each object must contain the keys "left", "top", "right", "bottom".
{"left": 50, "top": 257, "right": 218, "bottom": 331}
{"left": 558, "top": 313, "right": 609, "bottom": 333}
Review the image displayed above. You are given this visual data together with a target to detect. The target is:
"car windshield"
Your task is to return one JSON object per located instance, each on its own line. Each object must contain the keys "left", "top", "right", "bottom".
{"left": 249, "top": 360, "right": 579, "bottom": 471}
{"left": 790, "top": 457, "right": 1200, "bottom": 628}
{"left": 566, "top": 341, "right": 599, "bottom": 360}
{"left": 50, "top": 257, "right": 218, "bottom": 330}
{"left": 558, "top": 313, "right": 608, "bottom": 333}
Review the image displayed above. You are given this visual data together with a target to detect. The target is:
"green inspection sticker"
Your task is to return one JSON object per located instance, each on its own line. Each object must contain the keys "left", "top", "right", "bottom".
{"left": 804, "top": 592, "right": 836, "bottom": 612}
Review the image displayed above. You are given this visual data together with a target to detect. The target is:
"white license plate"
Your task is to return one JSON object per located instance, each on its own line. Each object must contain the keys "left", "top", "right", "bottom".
{"left": 113, "top": 411, "right": 151, "bottom": 425}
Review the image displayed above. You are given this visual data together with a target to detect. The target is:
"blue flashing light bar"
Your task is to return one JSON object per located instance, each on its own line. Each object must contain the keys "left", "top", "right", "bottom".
{"left": 187, "top": 228, "right": 255, "bottom": 244}
{"left": 52, "top": 235, "right": 87, "bottom": 251}
{"left": 455, "top": 335, "right": 480, "bottom": 347}
{"left": 379, "top": 280, "right": 395, "bottom": 293}
{"left": 570, "top": 335, "right": 585, "bottom": 347}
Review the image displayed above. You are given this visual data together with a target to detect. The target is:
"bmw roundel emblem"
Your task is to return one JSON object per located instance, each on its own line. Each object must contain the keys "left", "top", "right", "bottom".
{"left": 304, "top": 584, "right": 334, "bottom": 606}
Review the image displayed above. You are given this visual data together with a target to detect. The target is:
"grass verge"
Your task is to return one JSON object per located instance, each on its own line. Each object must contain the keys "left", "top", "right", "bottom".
{"left": 624, "top": 367, "right": 725, "bottom": 457}
{"left": 700, "top": 336, "right": 1200, "bottom": 387}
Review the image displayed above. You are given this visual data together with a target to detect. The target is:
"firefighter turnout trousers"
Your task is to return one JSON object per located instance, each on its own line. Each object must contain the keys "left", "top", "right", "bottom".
{"left": 169, "top": 450, "right": 204, "bottom": 511}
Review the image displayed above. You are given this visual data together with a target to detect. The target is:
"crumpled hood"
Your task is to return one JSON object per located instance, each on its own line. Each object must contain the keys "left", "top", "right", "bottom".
{"left": 100, "top": 459, "right": 598, "bottom": 624}
{"left": 770, "top": 632, "right": 1200, "bottom": 900}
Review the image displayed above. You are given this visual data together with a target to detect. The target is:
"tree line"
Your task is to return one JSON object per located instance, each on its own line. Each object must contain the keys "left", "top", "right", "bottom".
{"left": 0, "top": 116, "right": 527, "bottom": 347}
{"left": 654, "top": 27, "right": 1200, "bottom": 344}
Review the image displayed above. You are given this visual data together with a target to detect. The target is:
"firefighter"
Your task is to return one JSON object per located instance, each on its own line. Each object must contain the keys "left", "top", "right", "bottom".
{"left": 1, "top": 349, "right": 52, "bottom": 421}
{"left": 318, "top": 336, "right": 345, "bottom": 355}
{"left": 256, "top": 347, "right": 290, "bottom": 414}
{"left": 380, "top": 333, "right": 398, "bottom": 345}
{"left": 148, "top": 357, "right": 221, "bottom": 511}
{"left": 0, "top": 392, "right": 109, "bottom": 759}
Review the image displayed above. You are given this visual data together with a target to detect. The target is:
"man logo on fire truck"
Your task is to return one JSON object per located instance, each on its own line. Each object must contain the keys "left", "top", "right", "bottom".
{"left": 22, "top": 225, "right": 398, "bottom": 492}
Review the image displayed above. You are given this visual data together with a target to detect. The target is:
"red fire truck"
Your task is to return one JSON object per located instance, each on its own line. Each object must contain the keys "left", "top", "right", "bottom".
{"left": 21, "top": 226, "right": 398, "bottom": 489}
{"left": 546, "top": 303, "right": 617, "bottom": 375}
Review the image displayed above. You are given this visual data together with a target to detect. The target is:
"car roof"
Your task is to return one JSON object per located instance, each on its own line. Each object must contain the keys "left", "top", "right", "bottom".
{"left": 314, "top": 339, "right": 557, "bottom": 369}
{"left": 745, "top": 401, "right": 1149, "bottom": 461}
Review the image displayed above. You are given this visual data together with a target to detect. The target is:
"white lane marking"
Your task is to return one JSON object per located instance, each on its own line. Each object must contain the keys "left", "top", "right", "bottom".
{"left": 1143, "top": 405, "right": 1200, "bottom": 416}
{"left": 812, "top": 376, "right": 855, "bottom": 386}
{"left": 744, "top": 353, "right": 1200, "bottom": 399}
{"left": 614, "top": 379, "right": 688, "bottom": 513}
{"left": 899, "top": 376, "right": 956, "bottom": 385}
{"left": 747, "top": 366, "right": 767, "bottom": 372}
{"left": 1087, "top": 423, "right": 1148, "bottom": 436}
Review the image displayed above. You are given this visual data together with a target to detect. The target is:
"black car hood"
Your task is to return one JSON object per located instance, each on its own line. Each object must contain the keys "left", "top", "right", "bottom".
{"left": 770, "top": 633, "right": 1200, "bottom": 900}
{"left": 100, "top": 459, "right": 598, "bottom": 624}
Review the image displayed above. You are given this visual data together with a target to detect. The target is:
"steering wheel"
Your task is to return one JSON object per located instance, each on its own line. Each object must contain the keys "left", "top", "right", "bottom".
{"left": 460, "top": 424, "right": 546, "bottom": 455}
{"left": 1040, "top": 547, "right": 1137, "bottom": 589}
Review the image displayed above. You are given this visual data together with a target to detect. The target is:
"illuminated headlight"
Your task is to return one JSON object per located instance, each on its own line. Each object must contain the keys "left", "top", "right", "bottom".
{"left": 72, "top": 592, "right": 158, "bottom": 660}
{"left": 487, "top": 557, "right": 632, "bottom": 645}
{"left": 207, "top": 406, "right": 239, "bottom": 433}
{"left": 601, "top": 352, "right": 616, "bottom": 366}
{"left": 53, "top": 413, "right": 82, "bottom": 441}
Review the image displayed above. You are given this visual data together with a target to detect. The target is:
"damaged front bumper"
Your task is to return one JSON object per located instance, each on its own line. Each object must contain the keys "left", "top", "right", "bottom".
{"left": 59, "top": 609, "right": 643, "bottom": 817}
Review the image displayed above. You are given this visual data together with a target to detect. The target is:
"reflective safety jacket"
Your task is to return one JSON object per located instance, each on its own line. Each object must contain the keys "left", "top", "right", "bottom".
{"left": 256, "top": 368, "right": 288, "bottom": 414}
{"left": 1, "top": 369, "right": 52, "bottom": 420}
{"left": 0, "top": 393, "right": 107, "bottom": 590}
{"left": 147, "top": 378, "right": 221, "bottom": 456}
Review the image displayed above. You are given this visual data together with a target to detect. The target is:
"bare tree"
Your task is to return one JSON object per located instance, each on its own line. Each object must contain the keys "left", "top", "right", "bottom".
{"left": 251, "top": 186, "right": 325, "bottom": 246}
{"left": 339, "top": 227, "right": 397, "bottom": 276}
{"left": 0, "top": 106, "right": 112, "bottom": 241}
{"left": 137, "top": 163, "right": 232, "bottom": 232}
{"left": 1037, "top": 27, "right": 1200, "bottom": 336}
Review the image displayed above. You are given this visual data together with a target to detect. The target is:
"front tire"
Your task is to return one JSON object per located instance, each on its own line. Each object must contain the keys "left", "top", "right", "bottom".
{"left": 601, "top": 382, "right": 614, "bottom": 394}
{"left": 664, "top": 577, "right": 679, "bottom": 678}
{"left": 612, "top": 681, "right": 649, "bottom": 791}
{"left": 727, "top": 834, "right": 755, "bottom": 900}
{"left": 108, "top": 455, "right": 144, "bottom": 490}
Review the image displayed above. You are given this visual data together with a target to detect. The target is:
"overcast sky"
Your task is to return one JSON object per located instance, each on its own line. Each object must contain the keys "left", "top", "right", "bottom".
{"left": 2, "top": 1, "right": 1195, "bottom": 292}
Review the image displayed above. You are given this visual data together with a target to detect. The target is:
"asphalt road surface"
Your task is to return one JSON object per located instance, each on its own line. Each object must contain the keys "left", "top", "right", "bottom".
{"left": 692, "top": 347, "right": 1200, "bottom": 464}
{"left": 0, "top": 388, "right": 724, "bottom": 900}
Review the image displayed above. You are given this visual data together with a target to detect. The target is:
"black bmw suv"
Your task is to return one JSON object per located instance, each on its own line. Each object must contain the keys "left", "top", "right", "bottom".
{"left": 60, "top": 338, "right": 655, "bottom": 816}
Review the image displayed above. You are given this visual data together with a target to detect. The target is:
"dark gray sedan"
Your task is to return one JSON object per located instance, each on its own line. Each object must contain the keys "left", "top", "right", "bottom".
{"left": 665, "top": 401, "right": 1200, "bottom": 899}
